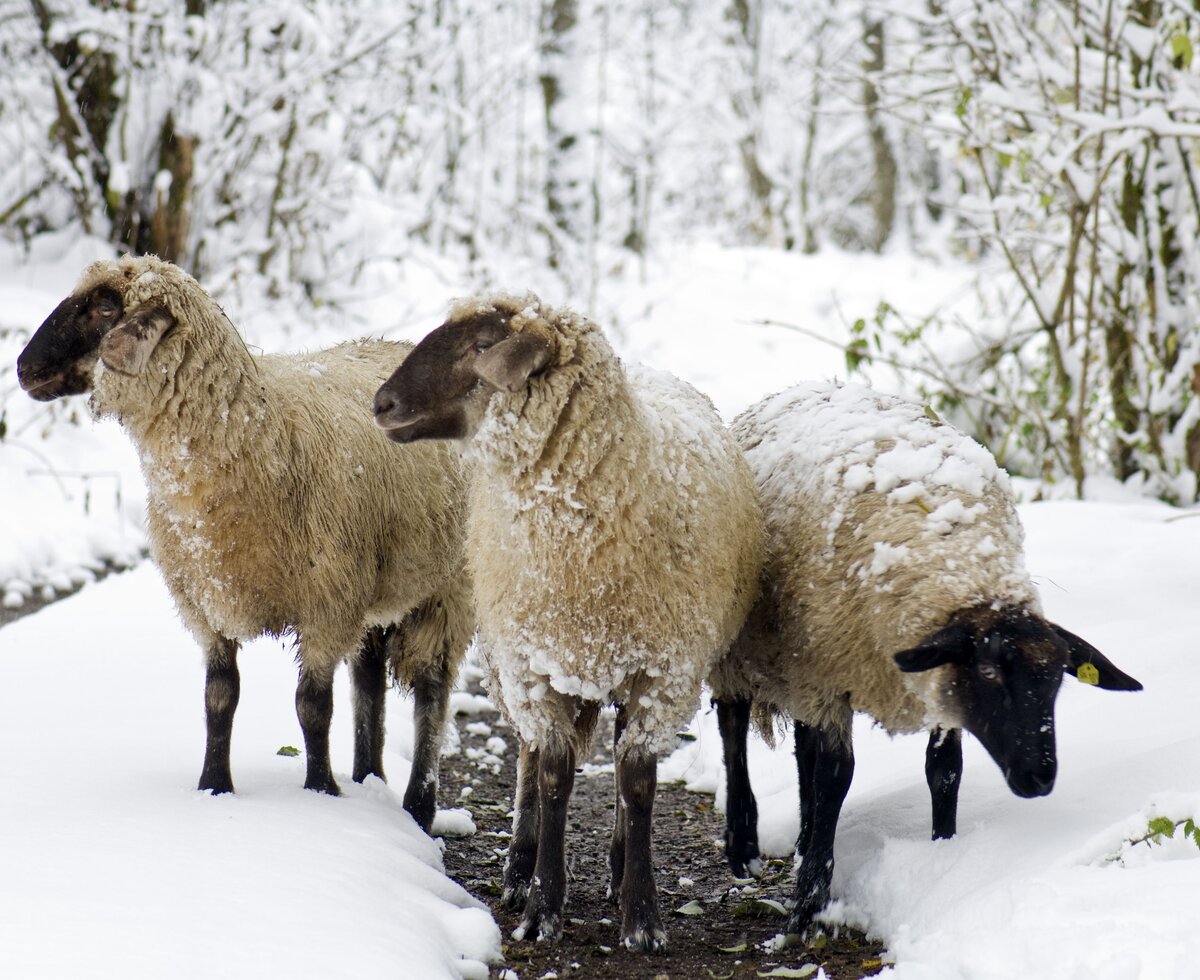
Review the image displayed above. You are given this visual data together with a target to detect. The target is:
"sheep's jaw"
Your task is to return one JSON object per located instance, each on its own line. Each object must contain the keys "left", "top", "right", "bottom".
{"left": 18, "top": 285, "right": 123, "bottom": 401}
{"left": 375, "top": 408, "right": 472, "bottom": 444}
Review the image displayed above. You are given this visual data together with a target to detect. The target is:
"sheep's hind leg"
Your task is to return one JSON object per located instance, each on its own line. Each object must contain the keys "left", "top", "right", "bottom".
{"left": 513, "top": 739, "right": 575, "bottom": 943}
{"left": 296, "top": 659, "right": 340, "bottom": 795}
{"left": 402, "top": 657, "right": 452, "bottom": 832}
{"left": 794, "top": 721, "right": 816, "bottom": 858}
{"left": 716, "top": 697, "right": 761, "bottom": 877}
{"left": 617, "top": 742, "right": 666, "bottom": 953}
{"left": 502, "top": 738, "right": 540, "bottom": 909}
{"left": 926, "top": 726, "right": 962, "bottom": 840}
{"left": 198, "top": 637, "right": 240, "bottom": 794}
{"left": 351, "top": 627, "right": 389, "bottom": 784}
{"left": 787, "top": 719, "right": 854, "bottom": 938}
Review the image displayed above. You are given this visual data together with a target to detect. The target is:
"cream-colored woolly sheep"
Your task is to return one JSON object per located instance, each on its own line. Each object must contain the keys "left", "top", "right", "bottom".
{"left": 16, "top": 255, "right": 472, "bottom": 831}
{"left": 372, "top": 292, "right": 763, "bottom": 953}
{"left": 711, "top": 381, "right": 1142, "bottom": 936}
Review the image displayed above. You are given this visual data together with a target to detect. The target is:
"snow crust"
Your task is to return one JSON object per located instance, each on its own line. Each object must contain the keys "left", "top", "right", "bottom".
{"left": 0, "top": 566, "right": 499, "bottom": 978}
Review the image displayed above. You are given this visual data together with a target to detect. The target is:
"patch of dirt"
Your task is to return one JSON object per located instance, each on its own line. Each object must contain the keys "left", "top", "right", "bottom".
{"left": 439, "top": 680, "right": 890, "bottom": 980}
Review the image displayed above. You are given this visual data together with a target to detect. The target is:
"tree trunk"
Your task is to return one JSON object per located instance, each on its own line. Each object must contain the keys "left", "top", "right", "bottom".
{"left": 539, "top": 0, "right": 586, "bottom": 270}
{"left": 862, "top": 12, "right": 896, "bottom": 252}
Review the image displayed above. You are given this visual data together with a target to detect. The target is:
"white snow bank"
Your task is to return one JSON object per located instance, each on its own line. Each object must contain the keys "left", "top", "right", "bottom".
{"left": 0, "top": 565, "right": 500, "bottom": 979}
{"left": 665, "top": 499, "right": 1200, "bottom": 978}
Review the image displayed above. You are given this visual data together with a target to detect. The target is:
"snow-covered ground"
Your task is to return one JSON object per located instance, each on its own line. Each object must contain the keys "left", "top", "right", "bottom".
{"left": 664, "top": 497, "right": 1200, "bottom": 978}
{"left": 0, "top": 566, "right": 498, "bottom": 978}
{"left": 2, "top": 243, "right": 1197, "bottom": 977}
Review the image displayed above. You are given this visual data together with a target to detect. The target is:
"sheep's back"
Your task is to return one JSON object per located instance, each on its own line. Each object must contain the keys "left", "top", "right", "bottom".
{"left": 150, "top": 339, "right": 466, "bottom": 650}
{"left": 731, "top": 381, "right": 1037, "bottom": 734}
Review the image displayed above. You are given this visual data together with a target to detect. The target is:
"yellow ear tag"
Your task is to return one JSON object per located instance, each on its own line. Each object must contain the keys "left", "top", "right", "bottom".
{"left": 1076, "top": 662, "right": 1100, "bottom": 686}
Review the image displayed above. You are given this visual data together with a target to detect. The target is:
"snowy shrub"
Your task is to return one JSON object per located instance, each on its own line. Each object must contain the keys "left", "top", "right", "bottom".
{"left": 860, "top": 0, "right": 1200, "bottom": 501}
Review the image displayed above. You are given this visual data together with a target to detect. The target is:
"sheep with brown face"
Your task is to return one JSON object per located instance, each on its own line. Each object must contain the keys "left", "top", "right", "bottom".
{"left": 17, "top": 255, "right": 473, "bottom": 831}
{"left": 709, "top": 381, "right": 1142, "bottom": 936}
{"left": 373, "top": 293, "right": 764, "bottom": 953}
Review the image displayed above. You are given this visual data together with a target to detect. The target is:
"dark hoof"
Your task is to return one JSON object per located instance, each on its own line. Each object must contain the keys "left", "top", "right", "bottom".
{"left": 512, "top": 909, "right": 562, "bottom": 943}
{"left": 502, "top": 850, "right": 536, "bottom": 910}
{"left": 402, "top": 785, "right": 436, "bottom": 833}
{"left": 352, "top": 766, "right": 386, "bottom": 784}
{"left": 785, "top": 884, "right": 829, "bottom": 939}
{"left": 727, "top": 850, "right": 764, "bottom": 880}
{"left": 725, "top": 832, "right": 762, "bottom": 879}
{"left": 304, "top": 776, "right": 341, "bottom": 796}
{"left": 622, "top": 919, "right": 667, "bottom": 954}
{"left": 198, "top": 769, "right": 234, "bottom": 795}
{"left": 606, "top": 861, "right": 623, "bottom": 904}
{"left": 500, "top": 881, "right": 529, "bottom": 911}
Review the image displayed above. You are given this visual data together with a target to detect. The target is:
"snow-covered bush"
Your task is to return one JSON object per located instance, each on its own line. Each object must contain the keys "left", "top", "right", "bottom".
{"left": 861, "top": 0, "right": 1200, "bottom": 501}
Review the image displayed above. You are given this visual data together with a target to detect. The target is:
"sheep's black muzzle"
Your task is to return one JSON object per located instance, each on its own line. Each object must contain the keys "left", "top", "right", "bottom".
{"left": 1004, "top": 765, "right": 1056, "bottom": 799}
{"left": 17, "top": 287, "right": 122, "bottom": 401}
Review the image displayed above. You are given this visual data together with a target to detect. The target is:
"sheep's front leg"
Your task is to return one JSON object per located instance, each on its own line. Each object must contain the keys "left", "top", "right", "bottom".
{"left": 607, "top": 705, "right": 628, "bottom": 901}
{"left": 926, "top": 726, "right": 962, "bottom": 840}
{"left": 513, "top": 739, "right": 575, "bottom": 942}
{"left": 402, "top": 659, "right": 453, "bottom": 832}
{"left": 296, "top": 659, "right": 340, "bottom": 796}
{"left": 617, "top": 744, "right": 666, "bottom": 953}
{"left": 716, "top": 697, "right": 760, "bottom": 877}
{"left": 502, "top": 739, "right": 540, "bottom": 909}
{"left": 794, "top": 721, "right": 816, "bottom": 858}
{"left": 198, "top": 637, "right": 240, "bottom": 794}
{"left": 788, "top": 720, "right": 854, "bottom": 937}
{"left": 351, "top": 627, "right": 389, "bottom": 784}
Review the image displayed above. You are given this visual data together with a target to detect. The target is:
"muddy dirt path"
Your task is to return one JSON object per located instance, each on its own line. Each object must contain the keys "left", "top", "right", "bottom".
{"left": 439, "top": 675, "right": 890, "bottom": 980}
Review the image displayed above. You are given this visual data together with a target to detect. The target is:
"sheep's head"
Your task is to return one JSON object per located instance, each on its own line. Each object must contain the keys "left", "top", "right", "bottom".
{"left": 17, "top": 257, "right": 178, "bottom": 401}
{"left": 373, "top": 295, "right": 556, "bottom": 443}
{"left": 894, "top": 604, "right": 1141, "bottom": 799}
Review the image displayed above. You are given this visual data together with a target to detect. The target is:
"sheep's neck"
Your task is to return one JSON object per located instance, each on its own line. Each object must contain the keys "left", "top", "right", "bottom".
{"left": 121, "top": 330, "right": 270, "bottom": 501}
{"left": 478, "top": 351, "right": 635, "bottom": 498}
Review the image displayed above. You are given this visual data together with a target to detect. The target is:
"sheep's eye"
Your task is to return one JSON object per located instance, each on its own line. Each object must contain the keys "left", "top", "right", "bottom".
{"left": 471, "top": 341, "right": 493, "bottom": 354}
{"left": 95, "top": 299, "right": 118, "bottom": 317}
{"left": 977, "top": 663, "right": 1001, "bottom": 682}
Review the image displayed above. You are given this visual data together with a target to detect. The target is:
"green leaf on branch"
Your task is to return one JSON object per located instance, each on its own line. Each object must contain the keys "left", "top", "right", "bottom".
{"left": 1170, "top": 32, "right": 1194, "bottom": 68}
{"left": 954, "top": 85, "right": 972, "bottom": 119}
{"left": 846, "top": 337, "right": 871, "bottom": 374}
{"left": 1148, "top": 816, "right": 1178, "bottom": 839}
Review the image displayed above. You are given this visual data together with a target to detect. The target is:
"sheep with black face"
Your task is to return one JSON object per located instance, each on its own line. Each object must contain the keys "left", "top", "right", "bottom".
{"left": 16, "top": 255, "right": 473, "bottom": 831}
{"left": 373, "top": 293, "right": 763, "bottom": 953}
{"left": 708, "top": 381, "right": 1142, "bottom": 936}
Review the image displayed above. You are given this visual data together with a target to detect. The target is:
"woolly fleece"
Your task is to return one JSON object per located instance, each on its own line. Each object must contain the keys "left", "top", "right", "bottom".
{"left": 721, "top": 380, "right": 1039, "bottom": 738}
{"left": 455, "top": 293, "right": 763, "bottom": 756}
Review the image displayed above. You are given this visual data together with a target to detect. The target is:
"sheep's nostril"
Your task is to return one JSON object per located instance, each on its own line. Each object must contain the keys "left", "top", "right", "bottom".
{"left": 373, "top": 390, "right": 396, "bottom": 418}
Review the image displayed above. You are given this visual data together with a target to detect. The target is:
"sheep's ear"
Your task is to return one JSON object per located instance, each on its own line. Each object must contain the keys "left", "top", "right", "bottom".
{"left": 894, "top": 621, "right": 972, "bottom": 673}
{"left": 99, "top": 305, "right": 175, "bottom": 375}
{"left": 1052, "top": 624, "right": 1143, "bottom": 691}
{"left": 473, "top": 333, "right": 552, "bottom": 393}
